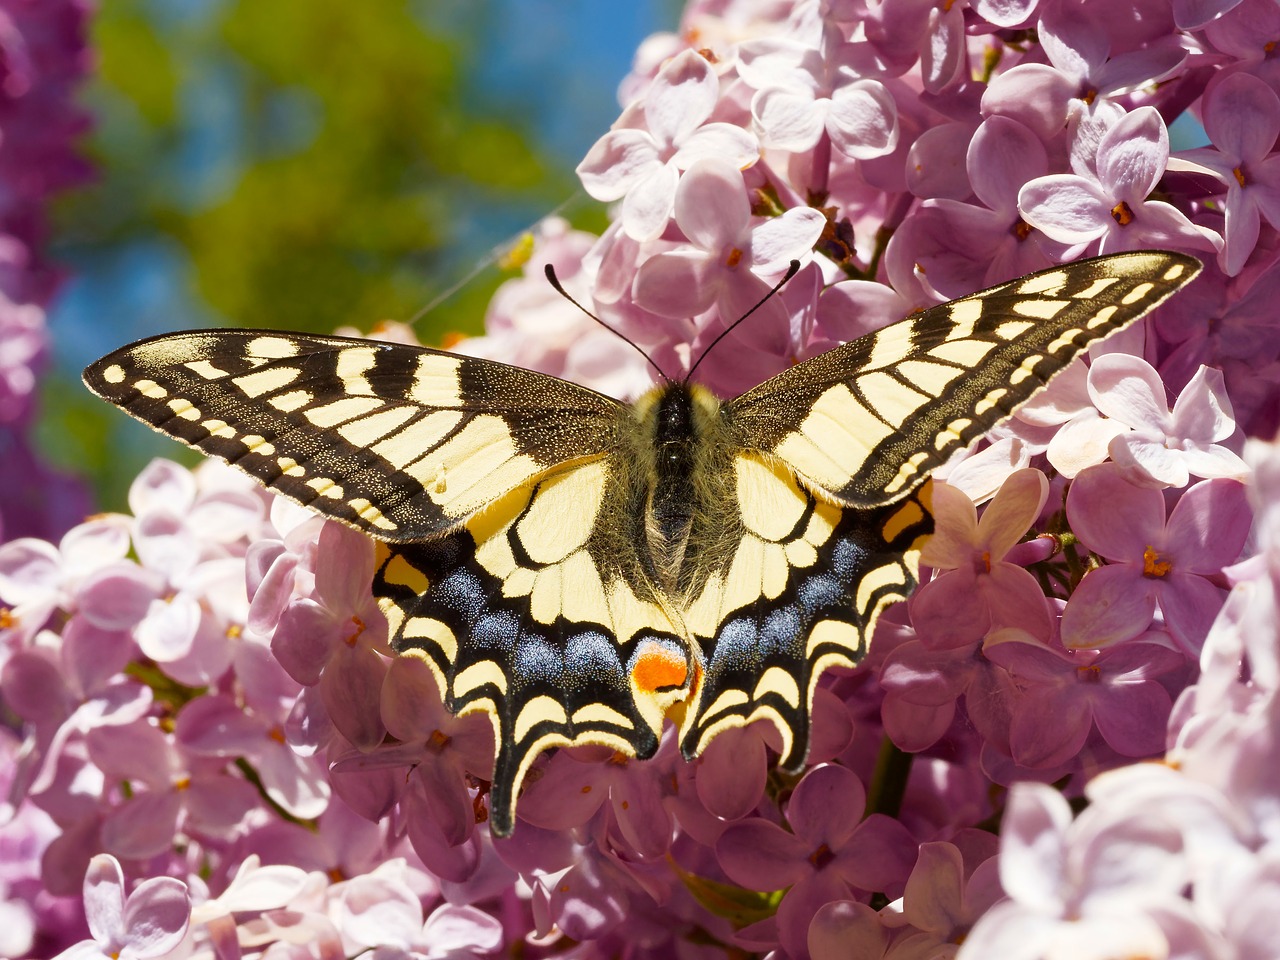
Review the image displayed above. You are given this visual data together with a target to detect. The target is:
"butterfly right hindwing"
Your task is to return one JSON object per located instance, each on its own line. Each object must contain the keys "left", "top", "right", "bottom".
{"left": 676, "top": 450, "right": 932, "bottom": 767}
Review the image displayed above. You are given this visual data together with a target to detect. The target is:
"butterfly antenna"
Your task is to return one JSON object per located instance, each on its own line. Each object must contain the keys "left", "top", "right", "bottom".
{"left": 544, "top": 264, "right": 671, "bottom": 382}
{"left": 684, "top": 260, "right": 802, "bottom": 384}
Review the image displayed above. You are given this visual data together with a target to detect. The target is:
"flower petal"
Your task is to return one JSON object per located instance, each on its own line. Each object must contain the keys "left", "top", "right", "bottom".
{"left": 671, "top": 122, "right": 760, "bottom": 170}
{"left": 998, "top": 783, "right": 1071, "bottom": 911}
{"left": 83, "top": 854, "right": 126, "bottom": 945}
{"left": 787, "top": 763, "right": 866, "bottom": 845}
{"left": 1097, "top": 107, "right": 1169, "bottom": 200}
{"left": 1156, "top": 572, "right": 1227, "bottom": 653}
{"left": 1170, "top": 365, "right": 1236, "bottom": 444}
{"left": 644, "top": 48, "right": 717, "bottom": 146}
{"left": 1018, "top": 174, "right": 1110, "bottom": 242}
{"left": 750, "top": 206, "right": 827, "bottom": 271}
{"left": 716, "top": 819, "right": 809, "bottom": 890}
{"left": 978, "top": 469, "right": 1048, "bottom": 559}
{"left": 1204, "top": 71, "right": 1280, "bottom": 164}
{"left": 919, "top": 481, "right": 979, "bottom": 568}
{"left": 1060, "top": 563, "right": 1156, "bottom": 649}
{"left": 120, "top": 876, "right": 190, "bottom": 958}
{"left": 674, "top": 158, "right": 750, "bottom": 253}
{"left": 752, "top": 86, "right": 826, "bottom": 152}
{"left": 1087, "top": 353, "right": 1171, "bottom": 431}
{"left": 828, "top": 77, "right": 899, "bottom": 158}
{"left": 1066, "top": 463, "right": 1165, "bottom": 561}
{"left": 1164, "top": 478, "right": 1251, "bottom": 572}
{"left": 632, "top": 249, "right": 717, "bottom": 319}
{"left": 620, "top": 159, "right": 680, "bottom": 242}
{"left": 576, "top": 128, "right": 659, "bottom": 201}
{"left": 969, "top": 116, "right": 1048, "bottom": 214}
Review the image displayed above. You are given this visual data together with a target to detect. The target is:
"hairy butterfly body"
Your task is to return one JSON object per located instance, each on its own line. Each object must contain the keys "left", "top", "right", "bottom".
{"left": 84, "top": 250, "right": 1201, "bottom": 835}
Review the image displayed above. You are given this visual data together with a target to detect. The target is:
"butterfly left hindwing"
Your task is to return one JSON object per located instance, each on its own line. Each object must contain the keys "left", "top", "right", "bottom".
{"left": 83, "top": 250, "right": 1202, "bottom": 837}
{"left": 374, "top": 455, "right": 692, "bottom": 838}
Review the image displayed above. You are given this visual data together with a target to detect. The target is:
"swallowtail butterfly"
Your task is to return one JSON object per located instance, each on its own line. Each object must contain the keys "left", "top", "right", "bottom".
{"left": 84, "top": 250, "right": 1201, "bottom": 835}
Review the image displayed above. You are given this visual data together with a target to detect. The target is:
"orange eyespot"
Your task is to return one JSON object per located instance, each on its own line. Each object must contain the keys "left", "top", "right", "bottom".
{"left": 631, "top": 642, "right": 688, "bottom": 693}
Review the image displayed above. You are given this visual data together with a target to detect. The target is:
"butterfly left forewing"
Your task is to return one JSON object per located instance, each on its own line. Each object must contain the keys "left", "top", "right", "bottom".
{"left": 727, "top": 251, "right": 1201, "bottom": 507}
{"left": 87, "top": 329, "right": 687, "bottom": 837}
{"left": 83, "top": 329, "right": 626, "bottom": 541}
{"left": 376, "top": 455, "right": 691, "bottom": 837}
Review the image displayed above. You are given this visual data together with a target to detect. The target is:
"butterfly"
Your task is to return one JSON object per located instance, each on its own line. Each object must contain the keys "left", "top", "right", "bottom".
{"left": 83, "top": 250, "right": 1200, "bottom": 836}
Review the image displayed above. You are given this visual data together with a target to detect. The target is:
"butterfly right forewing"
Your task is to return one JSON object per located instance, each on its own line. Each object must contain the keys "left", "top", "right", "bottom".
{"left": 727, "top": 251, "right": 1202, "bottom": 507}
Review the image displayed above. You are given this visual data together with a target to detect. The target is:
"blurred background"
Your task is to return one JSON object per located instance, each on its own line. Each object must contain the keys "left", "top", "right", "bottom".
{"left": 41, "top": 0, "right": 675, "bottom": 509}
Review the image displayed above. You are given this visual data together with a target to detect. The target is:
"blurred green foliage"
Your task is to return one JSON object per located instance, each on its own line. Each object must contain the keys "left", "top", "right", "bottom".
{"left": 79, "top": 0, "right": 575, "bottom": 337}
{"left": 48, "top": 0, "right": 604, "bottom": 509}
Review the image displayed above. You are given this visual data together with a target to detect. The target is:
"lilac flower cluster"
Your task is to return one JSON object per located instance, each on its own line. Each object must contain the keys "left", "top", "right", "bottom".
{"left": 3, "top": 0, "right": 1279, "bottom": 957}
{"left": 0, "top": 0, "right": 93, "bottom": 542}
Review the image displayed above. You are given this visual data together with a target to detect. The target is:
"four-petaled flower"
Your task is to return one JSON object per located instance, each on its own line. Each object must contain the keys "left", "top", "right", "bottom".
{"left": 52, "top": 854, "right": 190, "bottom": 960}
{"left": 1019, "top": 107, "right": 1223, "bottom": 255}
{"left": 577, "top": 49, "right": 759, "bottom": 242}
{"left": 1169, "top": 72, "right": 1280, "bottom": 275}
{"left": 1062, "top": 463, "right": 1251, "bottom": 652}
{"left": 911, "top": 469, "right": 1053, "bottom": 648}
{"left": 716, "top": 764, "right": 916, "bottom": 958}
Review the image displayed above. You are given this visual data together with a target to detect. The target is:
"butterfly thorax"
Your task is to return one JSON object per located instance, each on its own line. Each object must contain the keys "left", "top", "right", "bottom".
{"left": 633, "top": 381, "right": 738, "bottom": 598}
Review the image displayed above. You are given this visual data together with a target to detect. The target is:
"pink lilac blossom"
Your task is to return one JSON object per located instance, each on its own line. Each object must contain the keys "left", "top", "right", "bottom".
{"left": 6, "top": 0, "right": 1280, "bottom": 958}
{"left": 0, "top": 0, "right": 93, "bottom": 541}
{"left": 1062, "top": 463, "right": 1250, "bottom": 652}
{"left": 1168, "top": 71, "right": 1280, "bottom": 276}
{"left": 1019, "top": 107, "right": 1222, "bottom": 257}
{"left": 737, "top": 24, "right": 900, "bottom": 158}
{"left": 910, "top": 469, "right": 1052, "bottom": 648}
{"left": 577, "top": 49, "right": 760, "bottom": 243}
{"left": 51, "top": 854, "right": 189, "bottom": 960}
